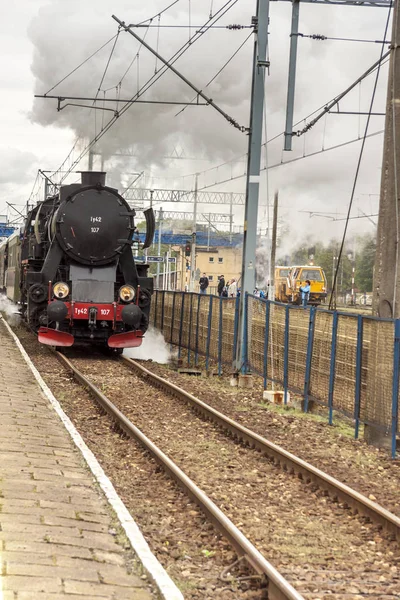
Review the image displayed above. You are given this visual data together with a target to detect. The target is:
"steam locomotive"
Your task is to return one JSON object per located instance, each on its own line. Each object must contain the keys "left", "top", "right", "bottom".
{"left": 0, "top": 171, "right": 155, "bottom": 350}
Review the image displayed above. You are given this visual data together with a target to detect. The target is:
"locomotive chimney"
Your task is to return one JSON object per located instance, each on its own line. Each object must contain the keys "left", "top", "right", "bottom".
{"left": 81, "top": 171, "right": 106, "bottom": 187}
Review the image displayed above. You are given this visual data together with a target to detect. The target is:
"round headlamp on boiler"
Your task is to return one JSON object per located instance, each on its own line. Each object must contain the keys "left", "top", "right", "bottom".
{"left": 119, "top": 285, "right": 135, "bottom": 303}
{"left": 53, "top": 282, "right": 70, "bottom": 299}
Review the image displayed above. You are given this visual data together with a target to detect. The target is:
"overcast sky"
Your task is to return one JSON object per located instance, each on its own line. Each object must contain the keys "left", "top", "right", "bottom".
{"left": 0, "top": 0, "right": 392, "bottom": 244}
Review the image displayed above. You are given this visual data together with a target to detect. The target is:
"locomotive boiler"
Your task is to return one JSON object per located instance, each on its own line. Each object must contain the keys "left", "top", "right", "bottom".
{"left": 19, "top": 171, "right": 154, "bottom": 349}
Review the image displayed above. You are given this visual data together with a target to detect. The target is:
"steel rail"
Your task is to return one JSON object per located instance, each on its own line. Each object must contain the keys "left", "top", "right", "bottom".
{"left": 54, "top": 350, "right": 303, "bottom": 600}
{"left": 122, "top": 356, "right": 400, "bottom": 541}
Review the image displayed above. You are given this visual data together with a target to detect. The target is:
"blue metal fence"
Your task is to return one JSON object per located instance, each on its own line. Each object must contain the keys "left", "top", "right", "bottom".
{"left": 150, "top": 291, "right": 399, "bottom": 457}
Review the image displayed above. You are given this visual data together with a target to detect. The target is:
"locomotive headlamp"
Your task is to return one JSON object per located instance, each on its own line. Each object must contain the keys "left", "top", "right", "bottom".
{"left": 53, "top": 282, "right": 70, "bottom": 299}
{"left": 119, "top": 285, "right": 135, "bottom": 303}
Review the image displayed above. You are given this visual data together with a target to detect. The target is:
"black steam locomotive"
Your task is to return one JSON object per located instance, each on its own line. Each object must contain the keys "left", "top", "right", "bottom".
{"left": 0, "top": 171, "right": 154, "bottom": 350}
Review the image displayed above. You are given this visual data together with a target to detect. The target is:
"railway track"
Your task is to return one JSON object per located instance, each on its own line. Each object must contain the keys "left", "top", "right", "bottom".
{"left": 51, "top": 351, "right": 400, "bottom": 599}
{"left": 121, "top": 357, "right": 400, "bottom": 542}
{"left": 54, "top": 349, "right": 302, "bottom": 600}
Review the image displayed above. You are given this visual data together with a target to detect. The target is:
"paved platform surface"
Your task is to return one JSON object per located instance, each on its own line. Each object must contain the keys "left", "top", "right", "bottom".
{"left": 0, "top": 323, "right": 155, "bottom": 600}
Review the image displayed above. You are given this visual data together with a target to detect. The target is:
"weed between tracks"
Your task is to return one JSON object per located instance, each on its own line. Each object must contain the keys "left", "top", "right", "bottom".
{"left": 257, "top": 402, "right": 358, "bottom": 438}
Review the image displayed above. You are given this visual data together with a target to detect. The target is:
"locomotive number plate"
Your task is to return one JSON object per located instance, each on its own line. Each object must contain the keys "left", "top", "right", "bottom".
{"left": 64, "top": 302, "right": 123, "bottom": 321}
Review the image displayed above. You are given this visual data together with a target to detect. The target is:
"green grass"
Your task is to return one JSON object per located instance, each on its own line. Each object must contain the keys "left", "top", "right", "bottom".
{"left": 257, "top": 402, "right": 357, "bottom": 439}
{"left": 176, "top": 580, "right": 199, "bottom": 593}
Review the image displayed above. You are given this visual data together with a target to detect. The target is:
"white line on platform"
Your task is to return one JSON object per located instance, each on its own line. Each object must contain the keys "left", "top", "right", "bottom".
{"left": 1, "top": 318, "right": 184, "bottom": 600}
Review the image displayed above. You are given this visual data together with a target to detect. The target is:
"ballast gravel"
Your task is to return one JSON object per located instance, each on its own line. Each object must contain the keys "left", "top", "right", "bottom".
{"left": 12, "top": 327, "right": 268, "bottom": 600}
{"left": 72, "top": 356, "right": 400, "bottom": 600}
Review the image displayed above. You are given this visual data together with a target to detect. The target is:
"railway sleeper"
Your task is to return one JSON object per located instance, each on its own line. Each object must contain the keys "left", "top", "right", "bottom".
{"left": 117, "top": 357, "right": 400, "bottom": 542}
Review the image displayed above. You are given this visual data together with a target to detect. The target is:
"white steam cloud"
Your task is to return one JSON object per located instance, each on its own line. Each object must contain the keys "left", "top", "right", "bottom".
{"left": 123, "top": 326, "right": 171, "bottom": 364}
{"left": 26, "top": 0, "right": 388, "bottom": 248}
{"left": 0, "top": 294, "right": 21, "bottom": 327}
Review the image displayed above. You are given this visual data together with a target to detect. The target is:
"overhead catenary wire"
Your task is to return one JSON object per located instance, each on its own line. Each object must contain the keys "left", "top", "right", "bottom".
{"left": 296, "top": 32, "right": 390, "bottom": 44}
{"left": 94, "top": 29, "right": 121, "bottom": 138}
{"left": 209, "top": 0, "right": 214, "bottom": 19}
{"left": 333, "top": 213, "right": 378, "bottom": 222}
{"left": 134, "top": 0, "right": 181, "bottom": 26}
{"left": 175, "top": 30, "right": 253, "bottom": 117}
{"left": 53, "top": 0, "right": 240, "bottom": 184}
{"left": 113, "top": 4, "right": 247, "bottom": 133}
{"left": 129, "top": 24, "right": 251, "bottom": 29}
{"left": 47, "top": 2, "right": 177, "bottom": 183}
{"left": 102, "top": 23, "right": 152, "bottom": 92}
{"left": 44, "top": 33, "right": 119, "bottom": 96}
{"left": 328, "top": 0, "right": 393, "bottom": 310}
{"left": 96, "top": 30, "right": 120, "bottom": 96}
{"left": 27, "top": 170, "right": 40, "bottom": 205}
{"left": 193, "top": 129, "right": 384, "bottom": 193}
{"left": 47, "top": 30, "right": 122, "bottom": 182}
{"left": 294, "top": 50, "right": 390, "bottom": 138}
{"left": 155, "top": 15, "right": 161, "bottom": 73}
{"left": 188, "top": 0, "right": 191, "bottom": 42}
{"left": 178, "top": 55, "right": 390, "bottom": 186}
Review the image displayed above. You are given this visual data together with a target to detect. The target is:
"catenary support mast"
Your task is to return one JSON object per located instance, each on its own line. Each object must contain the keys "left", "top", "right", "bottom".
{"left": 190, "top": 174, "right": 198, "bottom": 292}
{"left": 373, "top": 2, "right": 400, "bottom": 319}
{"left": 367, "top": 1, "right": 399, "bottom": 450}
{"left": 236, "top": 0, "right": 270, "bottom": 371}
{"left": 284, "top": 0, "right": 300, "bottom": 151}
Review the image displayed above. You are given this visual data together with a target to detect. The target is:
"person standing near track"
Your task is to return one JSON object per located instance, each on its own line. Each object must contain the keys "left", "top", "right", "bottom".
{"left": 217, "top": 275, "right": 225, "bottom": 296}
{"left": 299, "top": 279, "right": 311, "bottom": 307}
{"left": 199, "top": 273, "right": 209, "bottom": 294}
{"left": 228, "top": 278, "right": 237, "bottom": 298}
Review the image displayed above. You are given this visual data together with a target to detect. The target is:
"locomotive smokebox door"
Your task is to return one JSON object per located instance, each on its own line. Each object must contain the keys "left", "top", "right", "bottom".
{"left": 55, "top": 188, "right": 133, "bottom": 266}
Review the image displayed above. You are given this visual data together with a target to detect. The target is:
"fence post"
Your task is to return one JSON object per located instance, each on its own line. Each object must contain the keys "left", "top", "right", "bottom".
{"left": 195, "top": 293, "right": 201, "bottom": 367}
{"left": 242, "top": 293, "right": 249, "bottom": 374}
{"left": 188, "top": 294, "right": 193, "bottom": 366}
{"left": 154, "top": 290, "right": 158, "bottom": 329}
{"left": 161, "top": 291, "right": 165, "bottom": 333}
{"left": 232, "top": 295, "right": 240, "bottom": 365}
{"left": 263, "top": 301, "right": 271, "bottom": 389}
{"left": 328, "top": 311, "right": 339, "bottom": 426}
{"left": 178, "top": 292, "right": 185, "bottom": 359}
{"left": 218, "top": 297, "right": 223, "bottom": 376}
{"left": 206, "top": 295, "right": 213, "bottom": 372}
{"left": 170, "top": 292, "right": 176, "bottom": 346}
{"left": 303, "top": 306, "right": 316, "bottom": 413}
{"left": 284, "top": 305, "right": 290, "bottom": 405}
{"left": 354, "top": 315, "right": 364, "bottom": 439}
{"left": 391, "top": 319, "right": 400, "bottom": 459}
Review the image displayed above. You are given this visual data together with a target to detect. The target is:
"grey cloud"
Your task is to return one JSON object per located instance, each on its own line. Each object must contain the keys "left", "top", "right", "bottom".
{"left": 0, "top": 148, "right": 37, "bottom": 185}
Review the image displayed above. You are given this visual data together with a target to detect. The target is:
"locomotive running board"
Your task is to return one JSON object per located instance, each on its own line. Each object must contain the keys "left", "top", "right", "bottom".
{"left": 38, "top": 327, "right": 75, "bottom": 347}
{"left": 108, "top": 331, "right": 143, "bottom": 348}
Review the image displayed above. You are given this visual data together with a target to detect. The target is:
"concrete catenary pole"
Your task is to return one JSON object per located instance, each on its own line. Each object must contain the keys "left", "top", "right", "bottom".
{"left": 269, "top": 191, "right": 279, "bottom": 302}
{"left": 190, "top": 175, "right": 198, "bottom": 292}
{"left": 284, "top": 0, "right": 300, "bottom": 151}
{"left": 373, "top": 4, "right": 400, "bottom": 319}
{"left": 157, "top": 207, "right": 163, "bottom": 289}
{"left": 236, "top": 0, "right": 270, "bottom": 371}
{"left": 368, "top": 2, "right": 400, "bottom": 448}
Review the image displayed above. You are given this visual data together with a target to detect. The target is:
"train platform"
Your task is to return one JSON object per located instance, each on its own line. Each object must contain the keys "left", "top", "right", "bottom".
{"left": 0, "top": 318, "right": 180, "bottom": 600}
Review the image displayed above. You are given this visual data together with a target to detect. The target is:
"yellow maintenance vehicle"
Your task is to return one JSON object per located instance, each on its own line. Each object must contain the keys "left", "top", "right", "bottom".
{"left": 274, "top": 266, "right": 291, "bottom": 303}
{"left": 275, "top": 265, "right": 327, "bottom": 305}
